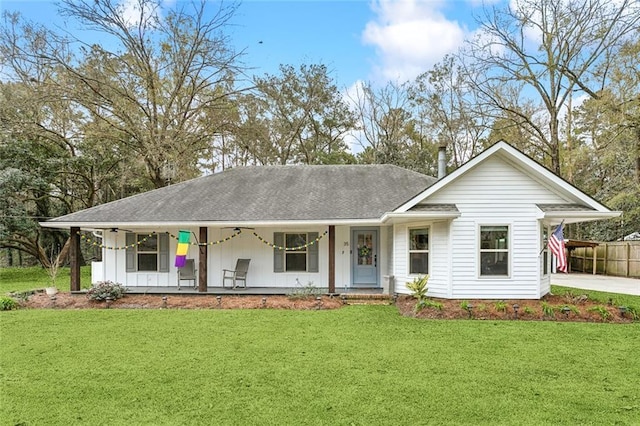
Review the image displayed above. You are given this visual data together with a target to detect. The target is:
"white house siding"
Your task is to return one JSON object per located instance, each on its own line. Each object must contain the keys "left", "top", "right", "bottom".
{"left": 378, "top": 226, "right": 390, "bottom": 286}
{"left": 392, "top": 221, "right": 450, "bottom": 297}
{"left": 429, "top": 221, "right": 451, "bottom": 298}
{"left": 422, "top": 155, "right": 567, "bottom": 299}
{"left": 209, "top": 226, "right": 330, "bottom": 288}
{"left": 393, "top": 223, "right": 408, "bottom": 292}
{"left": 335, "top": 226, "right": 352, "bottom": 288}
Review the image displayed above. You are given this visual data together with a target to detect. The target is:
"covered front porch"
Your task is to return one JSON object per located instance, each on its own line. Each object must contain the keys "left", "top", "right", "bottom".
{"left": 68, "top": 224, "right": 399, "bottom": 294}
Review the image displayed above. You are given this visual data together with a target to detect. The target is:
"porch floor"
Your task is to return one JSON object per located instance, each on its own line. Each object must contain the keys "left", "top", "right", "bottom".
{"left": 117, "top": 286, "right": 384, "bottom": 296}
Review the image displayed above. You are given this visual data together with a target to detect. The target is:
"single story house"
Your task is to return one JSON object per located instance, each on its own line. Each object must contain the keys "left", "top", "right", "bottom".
{"left": 42, "top": 142, "right": 620, "bottom": 299}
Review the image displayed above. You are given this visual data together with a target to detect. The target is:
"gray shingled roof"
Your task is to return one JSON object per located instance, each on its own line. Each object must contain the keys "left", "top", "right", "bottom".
{"left": 46, "top": 165, "right": 437, "bottom": 224}
{"left": 408, "top": 204, "right": 459, "bottom": 213}
{"left": 536, "top": 204, "right": 596, "bottom": 212}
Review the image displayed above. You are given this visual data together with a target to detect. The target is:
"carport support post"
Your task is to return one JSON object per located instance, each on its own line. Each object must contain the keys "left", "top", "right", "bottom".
{"left": 329, "top": 225, "right": 335, "bottom": 293}
{"left": 198, "top": 227, "right": 208, "bottom": 292}
{"left": 70, "top": 227, "right": 81, "bottom": 291}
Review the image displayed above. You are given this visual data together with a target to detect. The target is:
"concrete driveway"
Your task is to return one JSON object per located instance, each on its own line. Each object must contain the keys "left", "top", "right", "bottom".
{"left": 552, "top": 273, "right": 640, "bottom": 296}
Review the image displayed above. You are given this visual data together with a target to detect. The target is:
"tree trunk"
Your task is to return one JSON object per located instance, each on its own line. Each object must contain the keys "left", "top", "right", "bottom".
{"left": 635, "top": 127, "right": 640, "bottom": 184}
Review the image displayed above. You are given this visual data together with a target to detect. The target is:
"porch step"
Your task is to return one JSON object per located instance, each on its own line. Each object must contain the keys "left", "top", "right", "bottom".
{"left": 339, "top": 293, "right": 394, "bottom": 305}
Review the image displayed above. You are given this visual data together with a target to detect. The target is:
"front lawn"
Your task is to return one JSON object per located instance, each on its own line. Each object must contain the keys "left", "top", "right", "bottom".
{"left": 2, "top": 307, "right": 639, "bottom": 425}
{"left": 0, "top": 266, "right": 92, "bottom": 294}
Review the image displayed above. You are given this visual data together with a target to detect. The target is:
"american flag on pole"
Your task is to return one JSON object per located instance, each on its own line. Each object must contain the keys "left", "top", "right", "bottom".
{"left": 549, "top": 222, "right": 567, "bottom": 273}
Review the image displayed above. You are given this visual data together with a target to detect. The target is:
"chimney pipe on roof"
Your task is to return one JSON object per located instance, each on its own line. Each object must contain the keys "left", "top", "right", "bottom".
{"left": 437, "top": 145, "right": 447, "bottom": 180}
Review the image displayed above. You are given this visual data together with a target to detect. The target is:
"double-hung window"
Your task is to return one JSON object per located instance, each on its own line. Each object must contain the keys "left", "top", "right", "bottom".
{"left": 137, "top": 234, "right": 159, "bottom": 271}
{"left": 409, "top": 227, "right": 429, "bottom": 274}
{"left": 273, "top": 232, "right": 319, "bottom": 273}
{"left": 285, "top": 233, "right": 308, "bottom": 271}
{"left": 479, "top": 225, "right": 509, "bottom": 276}
{"left": 126, "top": 233, "right": 170, "bottom": 272}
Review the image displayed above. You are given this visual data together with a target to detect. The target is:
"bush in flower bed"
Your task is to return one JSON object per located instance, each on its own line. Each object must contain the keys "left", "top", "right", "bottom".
{"left": 0, "top": 296, "right": 18, "bottom": 311}
{"left": 86, "top": 281, "right": 126, "bottom": 301}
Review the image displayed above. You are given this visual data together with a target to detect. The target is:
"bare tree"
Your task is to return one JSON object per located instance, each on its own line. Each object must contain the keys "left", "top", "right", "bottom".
{"left": 410, "top": 55, "right": 488, "bottom": 168}
{"left": 461, "top": 0, "right": 640, "bottom": 174}
{"left": 2, "top": 0, "right": 246, "bottom": 189}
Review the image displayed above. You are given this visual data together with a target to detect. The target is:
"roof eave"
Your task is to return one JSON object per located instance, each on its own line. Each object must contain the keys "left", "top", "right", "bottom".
{"left": 39, "top": 218, "right": 386, "bottom": 230}
{"left": 381, "top": 212, "right": 461, "bottom": 224}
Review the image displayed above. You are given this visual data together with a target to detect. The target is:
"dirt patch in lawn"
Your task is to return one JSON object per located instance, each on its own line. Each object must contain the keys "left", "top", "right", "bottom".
{"left": 10, "top": 290, "right": 638, "bottom": 323}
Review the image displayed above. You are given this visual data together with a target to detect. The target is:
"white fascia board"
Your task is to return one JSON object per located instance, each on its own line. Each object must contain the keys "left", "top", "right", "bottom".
{"left": 381, "top": 211, "right": 461, "bottom": 224}
{"left": 39, "top": 218, "right": 385, "bottom": 230}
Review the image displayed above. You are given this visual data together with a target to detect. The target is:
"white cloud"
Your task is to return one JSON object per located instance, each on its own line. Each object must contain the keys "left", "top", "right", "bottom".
{"left": 118, "top": 0, "right": 160, "bottom": 28}
{"left": 362, "top": 0, "right": 471, "bottom": 83}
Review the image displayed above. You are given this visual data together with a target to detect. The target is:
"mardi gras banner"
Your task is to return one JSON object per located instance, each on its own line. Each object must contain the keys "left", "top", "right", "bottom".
{"left": 175, "top": 230, "right": 190, "bottom": 268}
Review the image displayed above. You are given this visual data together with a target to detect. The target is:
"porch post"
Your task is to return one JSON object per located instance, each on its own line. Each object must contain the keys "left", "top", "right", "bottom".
{"left": 328, "top": 225, "right": 335, "bottom": 293}
{"left": 198, "top": 227, "right": 208, "bottom": 292}
{"left": 70, "top": 227, "right": 81, "bottom": 291}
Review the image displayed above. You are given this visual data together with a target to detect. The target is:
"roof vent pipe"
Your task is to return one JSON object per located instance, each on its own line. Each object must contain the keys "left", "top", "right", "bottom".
{"left": 437, "top": 145, "right": 447, "bottom": 180}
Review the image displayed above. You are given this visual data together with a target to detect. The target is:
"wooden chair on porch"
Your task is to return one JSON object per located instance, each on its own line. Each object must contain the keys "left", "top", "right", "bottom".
{"left": 223, "top": 259, "right": 250, "bottom": 289}
{"left": 178, "top": 259, "right": 197, "bottom": 290}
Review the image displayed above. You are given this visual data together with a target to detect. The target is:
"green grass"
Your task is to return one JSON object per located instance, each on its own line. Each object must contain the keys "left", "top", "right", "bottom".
{"left": 0, "top": 266, "right": 91, "bottom": 294}
{"left": 2, "top": 307, "right": 639, "bottom": 425}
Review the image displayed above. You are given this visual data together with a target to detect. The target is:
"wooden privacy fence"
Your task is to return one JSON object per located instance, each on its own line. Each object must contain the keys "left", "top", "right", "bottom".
{"left": 570, "top": 241, "right": 640, "bottom": 278}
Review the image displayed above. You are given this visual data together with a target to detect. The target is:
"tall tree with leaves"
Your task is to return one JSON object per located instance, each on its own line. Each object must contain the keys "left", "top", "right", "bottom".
{"left": 0, "top": 0, "right": 244, "bottom": 265}
{"left": 249, "top": 64, "right": 355, "bottom": 165}
{"left": 572, "top": 39, "right": 640, "bottom": 240}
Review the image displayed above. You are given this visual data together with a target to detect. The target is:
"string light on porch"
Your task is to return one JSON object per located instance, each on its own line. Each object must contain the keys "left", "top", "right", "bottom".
{"left": 168, "top": 229, "right": 242, "bottom": 246}
{"left": 79, "top": 232, "right": 155, "bottom": 250}
{"left": 77, "top": 229, "right": 241, "bottom": 250}
{"left": 252, "top": 230, "right": 328, "bottom": 250}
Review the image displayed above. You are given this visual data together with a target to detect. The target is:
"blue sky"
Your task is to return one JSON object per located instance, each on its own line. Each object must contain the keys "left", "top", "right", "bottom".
{"left": 0, "top": 0, "right": 500, "bottom": 89}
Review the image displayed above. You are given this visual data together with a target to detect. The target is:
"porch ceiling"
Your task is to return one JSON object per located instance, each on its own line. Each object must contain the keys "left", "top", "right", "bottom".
{"left": 536, "top": 204, "right": 621, "bottom": 225}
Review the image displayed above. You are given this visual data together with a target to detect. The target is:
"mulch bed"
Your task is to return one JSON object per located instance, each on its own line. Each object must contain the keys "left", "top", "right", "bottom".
{"left": 11, "top": 290, "right": 637, "bottom": 323}
{"left": 17, "top": 291, "right": 343, "bottom": 311}
{"left": 395, "top": 294, "right": 636, "bottom": 323}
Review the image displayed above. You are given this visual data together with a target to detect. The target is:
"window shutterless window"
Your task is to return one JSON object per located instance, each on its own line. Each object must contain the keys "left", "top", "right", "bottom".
{"left": 479, "top": 225, "right": 509, "bottom": 276}
{"left": 409, "top": 227, "right": 429, "bottom": 274}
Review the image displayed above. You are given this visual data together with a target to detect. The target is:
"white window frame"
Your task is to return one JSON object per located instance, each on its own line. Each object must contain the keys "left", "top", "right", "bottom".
{"left": 408, "top": 226, "right": 430, "bottom": 276}
{"left": 478, "top": 224, "right": 510, "bottom": 278}
{"left": 285, "top": 232, "right": 308, "bottom": 272}
{"left": 136, "top": 233, "right": 159, "bottom": 272}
